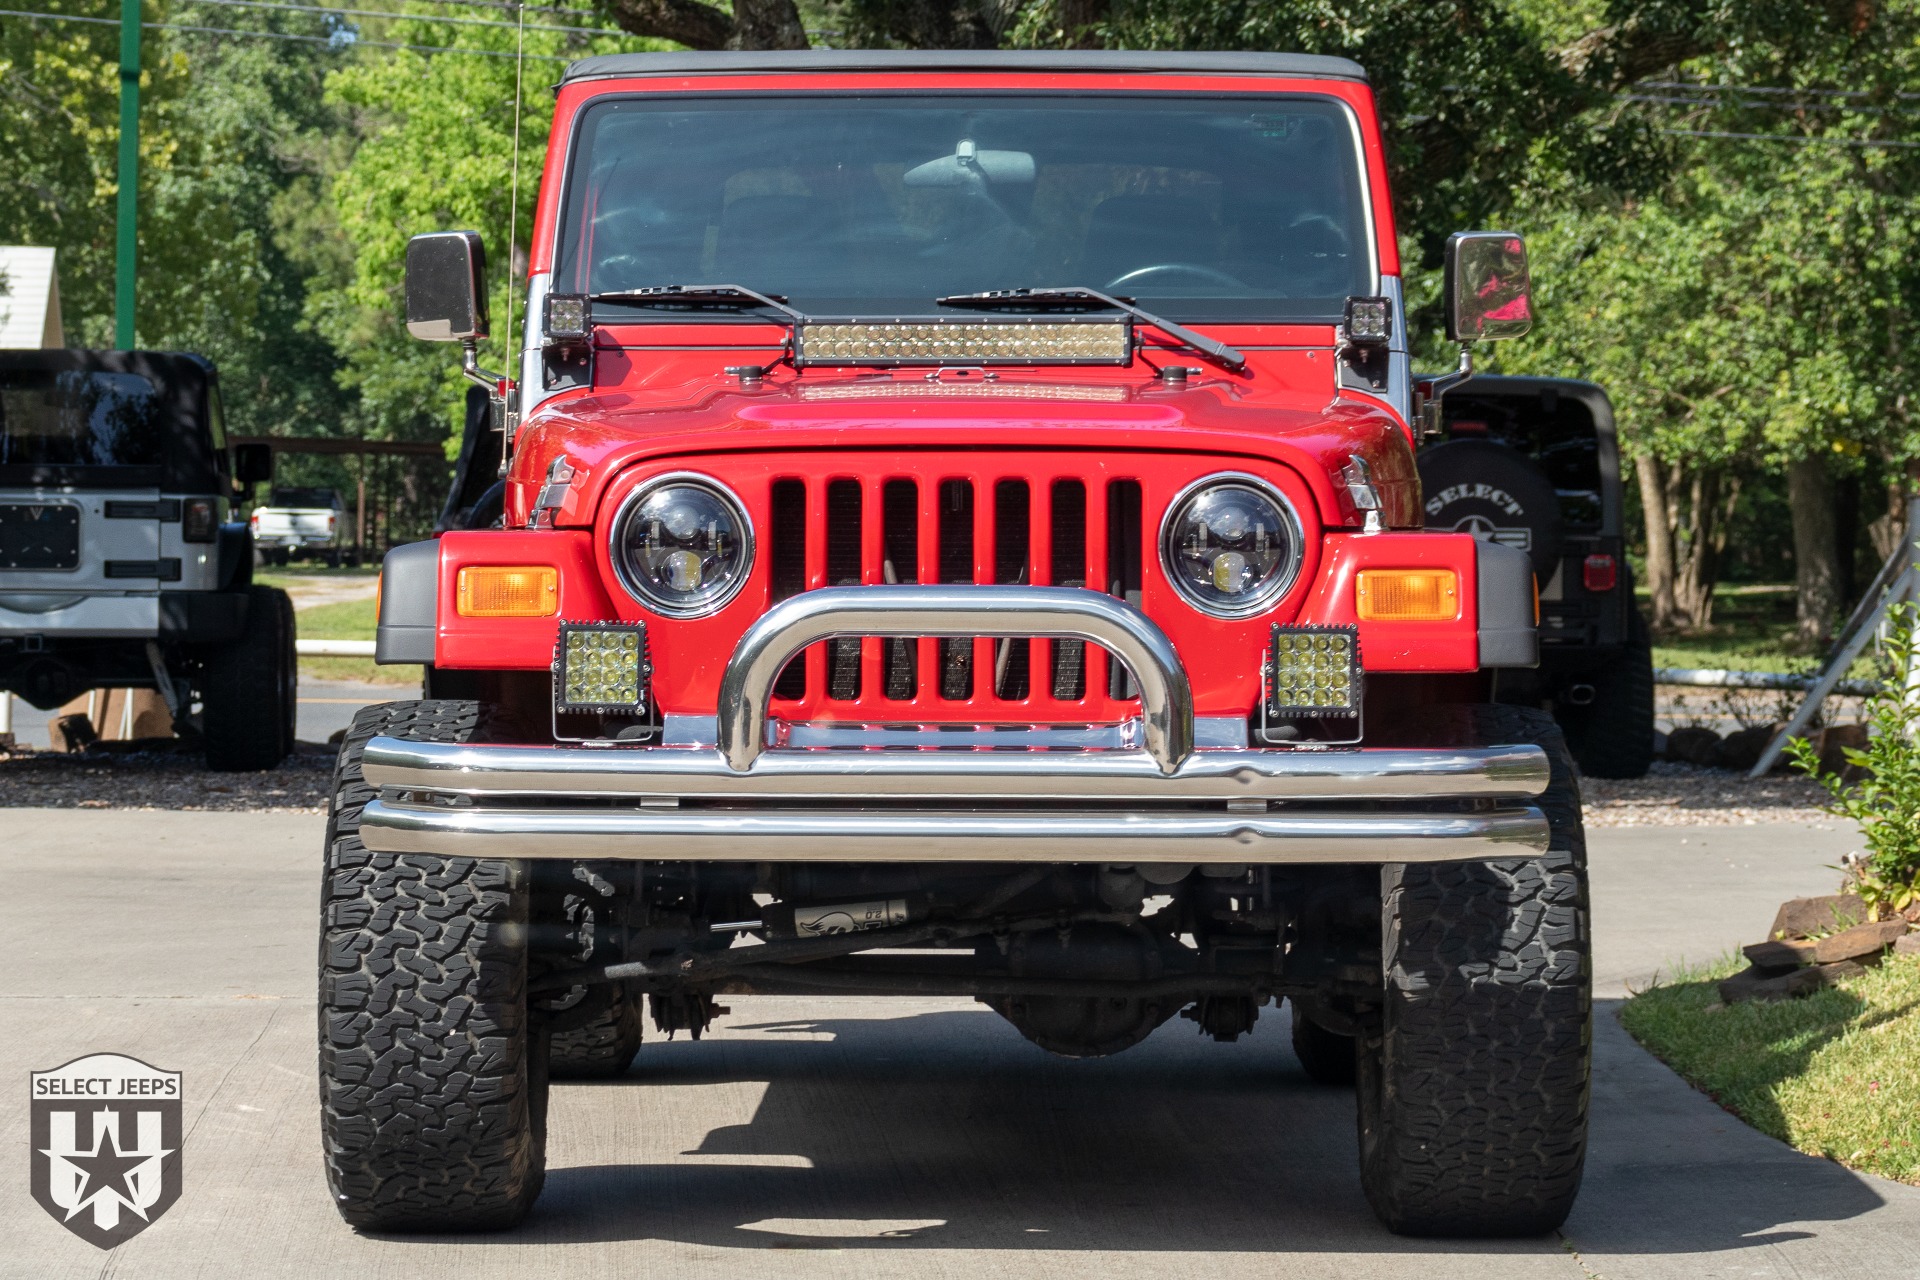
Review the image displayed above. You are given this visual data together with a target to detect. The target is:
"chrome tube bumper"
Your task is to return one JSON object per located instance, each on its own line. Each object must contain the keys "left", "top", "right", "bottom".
{"left": 358, "top": 801, "right": 1550, "bottom": 863}
{"left": 356, "top": 584, "right": 1555, "bottom": 864}
{"left": 719, "top": 585, "right": 1193, "bottom": 772}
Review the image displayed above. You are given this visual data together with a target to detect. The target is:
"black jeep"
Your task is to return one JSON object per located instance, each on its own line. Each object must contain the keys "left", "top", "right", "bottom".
{"left": 1422, "top": 375, "right": 1655, "bottom": 777}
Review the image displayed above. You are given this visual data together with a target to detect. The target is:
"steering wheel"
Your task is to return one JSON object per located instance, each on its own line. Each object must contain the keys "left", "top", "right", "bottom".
{"left": 1104, "top": 263, "right": 1249, "bottom": 293}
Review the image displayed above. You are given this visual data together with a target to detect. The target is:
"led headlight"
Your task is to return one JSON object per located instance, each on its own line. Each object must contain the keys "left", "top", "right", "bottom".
{"left": 610, "top": 474, "right": 753, "bottom": 618}
{"left": 554, "top": 621, "right": 649, "bottom": 714}
{"left": 1267, "top": 625, "right": 1361, "bottom": 716}
{"left": 1160, "top": 475, "right": 1303, "bottom": 618}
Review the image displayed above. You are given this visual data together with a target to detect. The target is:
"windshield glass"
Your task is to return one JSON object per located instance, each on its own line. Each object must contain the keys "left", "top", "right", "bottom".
{"left": 554, "top": 94, "right": 1374, "bottom": 322}
{"left": 0, "top": 369, "right": 163, "bottom": 469}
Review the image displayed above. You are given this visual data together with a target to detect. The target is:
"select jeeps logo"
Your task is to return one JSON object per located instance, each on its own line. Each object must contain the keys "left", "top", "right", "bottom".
{"left": 31, "top": 1054, "right": 182, "bottom": 1248}
{"left": 1426, "top": 483, "right": 1533, "bottom": 552}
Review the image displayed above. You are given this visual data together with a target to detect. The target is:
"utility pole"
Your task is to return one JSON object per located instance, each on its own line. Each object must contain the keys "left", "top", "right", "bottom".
{"left": 114, "top": 0, "right": 139, "bottom": 349}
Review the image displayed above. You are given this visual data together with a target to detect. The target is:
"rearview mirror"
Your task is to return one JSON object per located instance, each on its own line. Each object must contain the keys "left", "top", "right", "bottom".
{"left": 904, "top": 139, "right": 1036, "bottom": 188}
{"left": 405, "top": 231, "right": 489, "bottom": 343}
{"left": 232, "top": 442, "right": 272, "bottom": 486}
{"left": 1444, "top": 231, "right": 1532, "bottom": 342}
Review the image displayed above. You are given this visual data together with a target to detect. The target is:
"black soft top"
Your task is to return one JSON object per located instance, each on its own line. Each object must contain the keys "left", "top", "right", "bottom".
{"left": 0, "top": 349, "right": 227, "bottom": 492}
{"left": 562, "top": 50, "right": 1368, "bottom": 85}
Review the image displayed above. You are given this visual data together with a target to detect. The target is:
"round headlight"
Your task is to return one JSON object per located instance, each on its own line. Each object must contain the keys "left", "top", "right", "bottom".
{"left": 611, "top": 475, "right": 753, "bottom": 617}
{"left": 1160, "top": 475, "right": 1302, "bottom": 617}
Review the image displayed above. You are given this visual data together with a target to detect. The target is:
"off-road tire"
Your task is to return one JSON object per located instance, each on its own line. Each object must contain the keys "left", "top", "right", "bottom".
{"left": 319, "top": 699, "right": 548, "bottom": 1232}
{"left": 1358, "top": 704, "right": 1590, "bottom": 1237}
{"left": 548, "top": 983, "right": 645, "bottom": 1078}
{"left": 1290, "top": 1006, "right": 1357, "bottom": 1086}
{"left": 1559, "top": 603, "right": 1656, "bottom": 779}
{"left": 202, "top": 585, "right": 295, "bottom": 771}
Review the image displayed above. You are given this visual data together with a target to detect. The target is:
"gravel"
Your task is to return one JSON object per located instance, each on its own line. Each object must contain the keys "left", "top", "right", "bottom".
{"left": 0, "top": 741, "right": 335, "bottom": 812}
{"left": 1582, "top": 759, "right": 1833, "bottom": 827}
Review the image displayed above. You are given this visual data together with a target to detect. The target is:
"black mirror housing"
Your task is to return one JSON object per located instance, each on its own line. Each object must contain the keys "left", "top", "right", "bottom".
{"left": 232, "top": 441, "right": 273, "bottom": 486}
{"left": 1444, "top": 231, "right": 1533, "bottom": 343}
{"left": 406, "top": 231, "right": 490, "bottom": 343}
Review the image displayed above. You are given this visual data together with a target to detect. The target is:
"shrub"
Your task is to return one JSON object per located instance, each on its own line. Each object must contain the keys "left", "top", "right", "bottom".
{"left": 1786, "top": 605, "right": 1920, "bottom": 918}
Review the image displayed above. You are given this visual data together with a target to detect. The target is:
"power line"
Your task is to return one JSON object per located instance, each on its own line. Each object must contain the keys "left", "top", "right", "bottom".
{"left": 1638, "top": 79, "right": 1920, "bottom": 103}
{"left": 175, "top": 0, "right": 626, "bottom": 39}
{"left": 1657, "top": 126, "right": 1920, "bottom": 150}
{"left": 0, "top": 6, "right": 574, "bottom": 58}
{"left": 1623, "top": 91, "right": 1920, "bottom": 118}
{"left": 400, "top": 0, "right": 598, "bottom": 15}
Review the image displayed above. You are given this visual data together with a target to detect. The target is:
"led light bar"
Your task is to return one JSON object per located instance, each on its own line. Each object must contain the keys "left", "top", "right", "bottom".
{"left": 1267, "top": 625, "right": 1362, "bottom": 717}
{"left": 795, "top": 320, "right": 1132, "bottom": 366}
{"left": 553, "top": 621, "right": 650, "bottom": 715}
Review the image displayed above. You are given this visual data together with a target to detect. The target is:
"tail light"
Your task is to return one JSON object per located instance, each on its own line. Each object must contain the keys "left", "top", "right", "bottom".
{"left": 248, "top": 509, "right": 260, "bottom": 529}
{"left": 183, "top": 498, "right": 217, "bottom": 543}
{"left": 1582, "top": 554, "right": 1618, "bottom": 593}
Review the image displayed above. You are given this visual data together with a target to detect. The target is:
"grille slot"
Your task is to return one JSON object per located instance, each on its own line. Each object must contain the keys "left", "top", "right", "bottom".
{"left": 769, "top": 479, "right": 808, "bottom": 700}
{"left": 826, "top": 479, "right": 863, "bottom": 701}
{"left": 763, "top": 466, "right": 1144, "bottom": 722}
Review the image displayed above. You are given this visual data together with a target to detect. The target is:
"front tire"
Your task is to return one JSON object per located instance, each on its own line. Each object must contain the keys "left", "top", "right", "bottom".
{"left": 319, "top": 700, "right": 548, "bottom": 1232}
{"left": 202, "top": 586, "right": 295, "bottom": 771}
{"left": 1357, "top": 704, "right": 1590, "bottom": 1237}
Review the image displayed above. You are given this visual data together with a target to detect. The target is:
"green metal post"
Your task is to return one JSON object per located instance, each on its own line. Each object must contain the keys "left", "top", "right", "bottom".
{"left": 114, "top": 0, "right": 140, "bottom": 350}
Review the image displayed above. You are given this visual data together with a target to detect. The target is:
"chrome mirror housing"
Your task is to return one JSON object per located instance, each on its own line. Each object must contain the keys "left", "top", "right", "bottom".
{"left": 1444, "top": 231, "right": 1532, "bottom": 342}
{"left": 405, "top": 231, "right": 490, "bottom": 343}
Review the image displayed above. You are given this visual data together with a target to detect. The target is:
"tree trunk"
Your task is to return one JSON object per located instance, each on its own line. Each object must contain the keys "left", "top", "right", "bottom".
{"left": 1636, "top": 452, "right": 1679, "bottom": 632}
{"left": 1868, "top": 469, "right": 1912, "bottom": 566}
{"left": 1788, "top": 453, "right": 1841, "bottom": 647}
{"left": 1670, "top": 465, "right": 1729, "bottom": 631}
{"left": 730, "top": 0, "right": 809, "bottom": 49}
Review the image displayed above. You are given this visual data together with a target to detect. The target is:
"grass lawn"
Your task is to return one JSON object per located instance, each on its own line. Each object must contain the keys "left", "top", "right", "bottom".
{"left": 288, "top": 593, "right": 421, "bottom": 687}
{"left": 1621, "top": 954, "right": 1920, "bottom": 1185}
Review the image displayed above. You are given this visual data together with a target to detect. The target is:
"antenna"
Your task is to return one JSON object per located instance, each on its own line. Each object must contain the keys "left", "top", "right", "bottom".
{"left": 500, "top": 0, "right": 527, "bottom": 476}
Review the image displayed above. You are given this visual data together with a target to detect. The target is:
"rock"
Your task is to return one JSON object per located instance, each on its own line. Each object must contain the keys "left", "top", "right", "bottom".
{"left": 1815, "top": 722, "right": 1871, "bottom": 779}
{"left": 1665, "top": 725, "right": 1723, "bottom": 766}
{"left": 1894, "top": 933, "right": 1920, "bottom": 957}
{"left": 1719, "top": 963, "right": 1830, "bottom": 1004}
{"left": 1770, "top": 893, "right": 1869, "bottom": 940}
{"left": 1715, "top": 723, "right": 1782, "bottom": 772}
{"left": 1743, "top": 938, "right": 1815, "bottom": 975}
{"left": 1811, "top": 920, "right": 1910, "bottom": 965}
{"left": 49, "top": 713, "right": 97, "bottom": 754}
{"left": 1816, "top": 959, "right": 1868, "bottom": 983}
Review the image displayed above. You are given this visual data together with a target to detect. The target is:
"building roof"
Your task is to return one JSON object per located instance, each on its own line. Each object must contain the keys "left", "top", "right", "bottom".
{"left": 562, "top": 50, "right": 1368, "bottom": 86}
{"left": 0, "top": 246, "right": 63, "bottom": 349}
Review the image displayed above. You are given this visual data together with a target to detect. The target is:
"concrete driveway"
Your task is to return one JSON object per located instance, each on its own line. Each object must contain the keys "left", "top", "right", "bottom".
{"left": 2, "top": 810, "right": 1913, "bottom": 1279}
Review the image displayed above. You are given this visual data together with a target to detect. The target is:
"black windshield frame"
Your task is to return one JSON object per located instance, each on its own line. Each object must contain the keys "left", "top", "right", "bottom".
{"left": 553, "top": 90, "right": 1379, "bottom": 326}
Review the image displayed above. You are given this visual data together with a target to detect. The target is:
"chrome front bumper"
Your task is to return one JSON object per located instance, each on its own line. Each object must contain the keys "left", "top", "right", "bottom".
{"left": 357, "top": 585, "right": 1552, "bottom": 864}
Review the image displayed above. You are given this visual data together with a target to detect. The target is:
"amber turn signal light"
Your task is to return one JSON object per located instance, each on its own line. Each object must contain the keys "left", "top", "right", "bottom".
{"left": 1355, "top": 569, "right": 1458, "bottom": 621}
{"left": 456, "top": 566, "right": 558, "bottom": 617}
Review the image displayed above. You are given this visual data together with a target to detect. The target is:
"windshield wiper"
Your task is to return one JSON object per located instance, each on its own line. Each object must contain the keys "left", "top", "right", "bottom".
{"left": 936, "top": 287, "right": 1246, "bottom": 373}
{"left": 589, "top": 284, "right": 809, "bottom": 323}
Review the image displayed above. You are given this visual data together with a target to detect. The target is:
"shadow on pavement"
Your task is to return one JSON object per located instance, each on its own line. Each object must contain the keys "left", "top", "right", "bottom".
{"left": 421, "top": 999, "right": 1892, "bottom": 1258}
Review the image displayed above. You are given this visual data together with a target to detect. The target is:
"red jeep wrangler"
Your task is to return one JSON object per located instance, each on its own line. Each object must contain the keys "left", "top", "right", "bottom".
{"left": 323, "top": 51, "right": 1587, "bottom": 1239}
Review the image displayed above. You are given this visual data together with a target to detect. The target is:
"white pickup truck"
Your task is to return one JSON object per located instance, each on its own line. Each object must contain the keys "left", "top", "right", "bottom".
{"left": 250, "top": 487, "right": 346, "bottom": 565}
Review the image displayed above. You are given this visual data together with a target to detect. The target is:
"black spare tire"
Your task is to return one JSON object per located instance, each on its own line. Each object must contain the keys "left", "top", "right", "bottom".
{"left": 1418, "top": 439, "right": 1563, "bottom": 581}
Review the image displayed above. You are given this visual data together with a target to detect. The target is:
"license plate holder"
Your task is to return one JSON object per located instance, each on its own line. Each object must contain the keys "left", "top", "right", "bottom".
{"left": 0, "top": 503, "right": 81, "bottom": 570}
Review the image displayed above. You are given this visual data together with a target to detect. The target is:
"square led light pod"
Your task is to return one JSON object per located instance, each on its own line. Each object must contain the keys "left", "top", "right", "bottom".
{"left": 553, "top": 621, "right": 650, "bottom": 715}
{"left": 1267, "top": 624, "right": 1362, "bottom": 717}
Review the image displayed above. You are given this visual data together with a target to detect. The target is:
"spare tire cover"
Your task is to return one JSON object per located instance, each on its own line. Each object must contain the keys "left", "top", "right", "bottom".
{"left": 1417, "top": 439, "right": 1564, "bottom": 579}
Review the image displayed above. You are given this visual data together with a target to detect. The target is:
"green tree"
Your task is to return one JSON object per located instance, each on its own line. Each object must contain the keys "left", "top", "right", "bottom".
{"left": 1, "top": 3, "right": 349, "bottom": 439}
{"left": 309, "top": 8, "right": 665, "bottom": 451}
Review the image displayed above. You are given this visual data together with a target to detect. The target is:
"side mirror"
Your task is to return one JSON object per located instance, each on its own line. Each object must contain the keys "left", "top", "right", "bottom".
{"left": 1444, "top": 231, "right": 1532, "bottom": 342}
{"left": 405, "top": 231, "right": 489, "bottom": 343}
{"left": 232, "top": 442, "right": 272, "bottom": 486}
